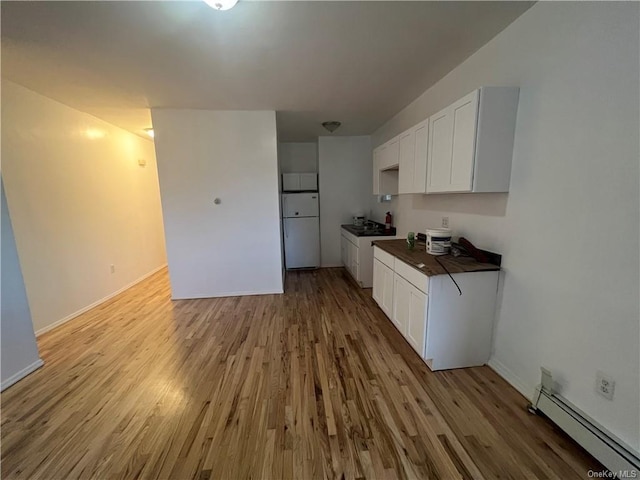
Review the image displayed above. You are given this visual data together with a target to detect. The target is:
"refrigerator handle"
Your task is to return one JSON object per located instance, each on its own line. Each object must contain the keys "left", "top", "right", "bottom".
{"left": 283, "top": 195, "right": 287, "bottom": 217}
{"left": 284, "top": 218, "right": 288, "bottom": 238}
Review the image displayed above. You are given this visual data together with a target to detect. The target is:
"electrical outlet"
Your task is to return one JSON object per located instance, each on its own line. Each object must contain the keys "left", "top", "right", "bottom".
{"left": 595, "top": 371, "right": 615, "bottom": 400}
{"left": 442, "top": 216, "right": 449, "bottom": 228}
{"left": 110, "top": 264, "right": 115, "bottom": 274}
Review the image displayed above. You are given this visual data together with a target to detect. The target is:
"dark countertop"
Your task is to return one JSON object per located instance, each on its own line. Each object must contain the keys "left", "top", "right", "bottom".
{"left": 341, "top": 223, "right": 397, "bottom": 237}
{"left": 372, "top": 239, "right": 500, "bottom": 277}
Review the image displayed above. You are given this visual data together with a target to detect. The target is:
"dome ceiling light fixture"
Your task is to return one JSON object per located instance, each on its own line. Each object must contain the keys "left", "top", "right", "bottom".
{"left": 144, "top": 128, "right": 155, "bottom": 138}
{"left": 204, "top": 0, "right": 239, "bottom": 11}
{"left": 322, "top": 121, "right": 341, "bottom": 133}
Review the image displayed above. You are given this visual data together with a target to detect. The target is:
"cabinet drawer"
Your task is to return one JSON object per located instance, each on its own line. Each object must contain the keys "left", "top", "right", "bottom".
{"left": 341, "top": 229, "right": 357, "bottom": 246}
{"left": 373, "top": 246, "right": 395, "bottom": 270}
{"left": 394, "top": 258, "right": 429, "bottom": 294}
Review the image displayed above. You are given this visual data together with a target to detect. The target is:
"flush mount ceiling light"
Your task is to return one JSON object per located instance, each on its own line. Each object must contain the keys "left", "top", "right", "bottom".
{"left": 322, "top": 121, "right": 341, "bottom": 133}
{"left": 144, "top": 128, "right": 154, "bottom": 138}
{"left": 204, "top": 0, "right": 238, "bottom": 11}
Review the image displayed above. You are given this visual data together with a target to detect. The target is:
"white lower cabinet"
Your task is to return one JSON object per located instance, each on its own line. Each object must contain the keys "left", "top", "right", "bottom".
{"left": 393, "top": 274, "right": 427, "bottom": 357}
{"left": 372, "top": 246, "right": 498, "bottom": 370}
{"left": 342, "top": 228, "right": 395, "bottom": 288}
{"left": 372, "top": 258, "right": 395, "bottom": 318}
{"left": 391, "top": 272, "right": 408, "bottom": 331}
{"left": 372, "top": 258, "right": 382, "bottom": 303}
{"left": 380, "top": 262, "right": 394, "bottom": 318}
{"left": 341, "top": 235, "right": 348, "bottom": 267}
{"left": 349, "top": 242, "right": 358, "bottom": 279}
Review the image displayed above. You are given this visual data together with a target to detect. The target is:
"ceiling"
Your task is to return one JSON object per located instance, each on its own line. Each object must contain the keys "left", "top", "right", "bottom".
{"left": 1, "top": 1, "right": 533, "bottom": 142}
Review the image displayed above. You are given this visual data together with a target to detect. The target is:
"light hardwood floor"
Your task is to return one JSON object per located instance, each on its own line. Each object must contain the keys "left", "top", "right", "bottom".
{"left": 1, "top": 268, "right": 600, "bottom": 479}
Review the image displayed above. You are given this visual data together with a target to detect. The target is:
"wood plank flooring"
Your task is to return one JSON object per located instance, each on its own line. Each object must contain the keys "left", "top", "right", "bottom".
{"left": 1, "top": 267, "right": 601, "bottom": 479}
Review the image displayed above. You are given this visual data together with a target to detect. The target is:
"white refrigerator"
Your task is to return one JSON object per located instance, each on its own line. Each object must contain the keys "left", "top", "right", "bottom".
{"left": 282, "top": 193, "right": 320, "bottom": 269}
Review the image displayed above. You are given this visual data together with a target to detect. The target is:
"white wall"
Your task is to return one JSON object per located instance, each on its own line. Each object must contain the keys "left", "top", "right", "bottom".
{"left": 278, "top": 142, "right": 318, "bottom": 173}
{"left": 1, "top": 178, "right": 43, "bottom": 390}
{"left": 372, "top": 2, "right": 640, "bottom": 451}
{"left": 151, "top": 109, "right": 283, "bottom": 298}
{"left": 319, "top": 136, "right": 372, "bottom": 267}
{"left": 369, "top": 195, "right": 398, "bottom": 226}
{"left": 1, "top": 81, "right": 167, "bottom": 335}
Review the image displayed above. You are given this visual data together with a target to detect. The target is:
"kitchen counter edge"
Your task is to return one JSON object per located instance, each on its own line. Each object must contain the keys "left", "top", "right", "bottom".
{"left": 372, "top": 239, "right": 500, "bottom": 277}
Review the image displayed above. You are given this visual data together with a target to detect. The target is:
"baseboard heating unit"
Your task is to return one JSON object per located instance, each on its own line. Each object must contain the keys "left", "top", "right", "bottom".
{"left": 529, "top": 369, "right": 639, "bottom": 476}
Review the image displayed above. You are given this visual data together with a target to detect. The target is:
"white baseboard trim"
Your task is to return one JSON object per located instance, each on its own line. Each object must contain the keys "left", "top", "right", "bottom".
{"left": 487, "top": 357, "right": 533, "bottom": 401}
{"left": 35, "top": 264, "right": 167, "bottom": 337}
{"left": 534, "top": 388, "right": 640, "bottom": 474}
{"left": 1, "top": 358, "right": 44, "bottom": 391}
{"left": 171, "top": 288, "right": 284, "bottom": 300}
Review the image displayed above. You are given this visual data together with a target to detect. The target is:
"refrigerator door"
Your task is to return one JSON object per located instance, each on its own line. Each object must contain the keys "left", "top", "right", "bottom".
{"left": 282, "top": 193, "right": 319, "bottom": 218}
{"left": 283, "top": 217, "right": 320, "bottom": 268}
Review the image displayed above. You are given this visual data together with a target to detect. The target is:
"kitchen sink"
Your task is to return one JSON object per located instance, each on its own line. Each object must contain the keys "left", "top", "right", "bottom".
{"left": 342, "top": 223, "right": 395, "bottom": 237}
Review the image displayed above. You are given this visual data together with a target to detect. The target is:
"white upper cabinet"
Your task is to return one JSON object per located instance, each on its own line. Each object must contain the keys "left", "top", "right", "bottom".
{"left": 428, "top": 90, "right": 478, "bottom": 193}
{"left": 299, "top": 173, "right": 318, "bottom": 191}
{"left": 372, "top": 142, "right": 399, "bottom": 196}
{"left": 282, "top": 173, "right": 300, "bottom": 191}
{"left": 374, "top": 86, "right": 518, "bottom": 196}
{"left": 398, "top": 120, "right": 429, "bottom": 194}
{"left": 372, "top": 147, "right": 381, "bottom": 195}
{"left": 282, "top": 173, "right": 317, "bottom": 191}
{"left": 426, "top": 108, "right": 452, "bottom": 192}
{"left": 398, "top": 130, "right": 415, "bottom": 194}
{"left": 380, "top": 136, "right": 400, "bottom": 170}
{"left": 450, "top": 92, "right": 478, "bottom": 190}
{"left": 413, "top": 121, "right": 429, "bottom": 193}
{"left": 427, "top": 87, "right": 519, "bottom": 194}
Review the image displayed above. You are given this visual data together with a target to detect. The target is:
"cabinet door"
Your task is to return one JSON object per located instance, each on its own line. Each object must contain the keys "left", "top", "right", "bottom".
{"left": 405, "top": 283, "right": 428, "bottom": 357}
{"left": 352, "top": 260, "right": 360, "bottom": 283}
{"left": 299, "top": 173, "right": 317, "bottom": 191}
{"left": 372, "top": 258, "right": 383, "bottom": 304}
{"left": 372, "top": 148, "right": 381, "bottom": 195}
{"left": 449, "top": 89, "right": 479, "bottom": 192}
{"left": 350, "top": 242, "right": 359, "bottom": 280}
{"left": 398, "top": 130, "right": 415, "bottom": 194}
{"left": 427, "top": 107, "right": 454, "bottom": 193}
{"left": 381, "top": 263, "right": 395, "bottom": 317}
{"left": 392, "top": 274, "right": 410, "bottom": 333}
{"left": 413, "top": 121, "right": 429, "bottom": 193}
{"left": 282, "top": 173, "right": 301, "bottom": 191}
{"left": 341, "top": 236, "right": 348, "bottom": 267}
{"left": 383, "top": 137, "right": 400, "bottom": 169}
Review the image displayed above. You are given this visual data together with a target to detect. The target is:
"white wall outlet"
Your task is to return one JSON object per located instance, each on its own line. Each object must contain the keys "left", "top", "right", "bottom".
{"left": 110, "top": 264, "right": 115, "bottom": 274}
{"left": 595, "top": 371, "right": 615, "bottom": 400}
{"left": 442, "top": 216, "right": 449, "bottom": 228}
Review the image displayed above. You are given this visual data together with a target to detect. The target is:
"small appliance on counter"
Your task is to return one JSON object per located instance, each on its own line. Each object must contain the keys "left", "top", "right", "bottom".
{"left": 352, "top": 214, "right": 365, "bottom": 226}
{"left": 426, "top": 228, "right": 452, "bottom": 256}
